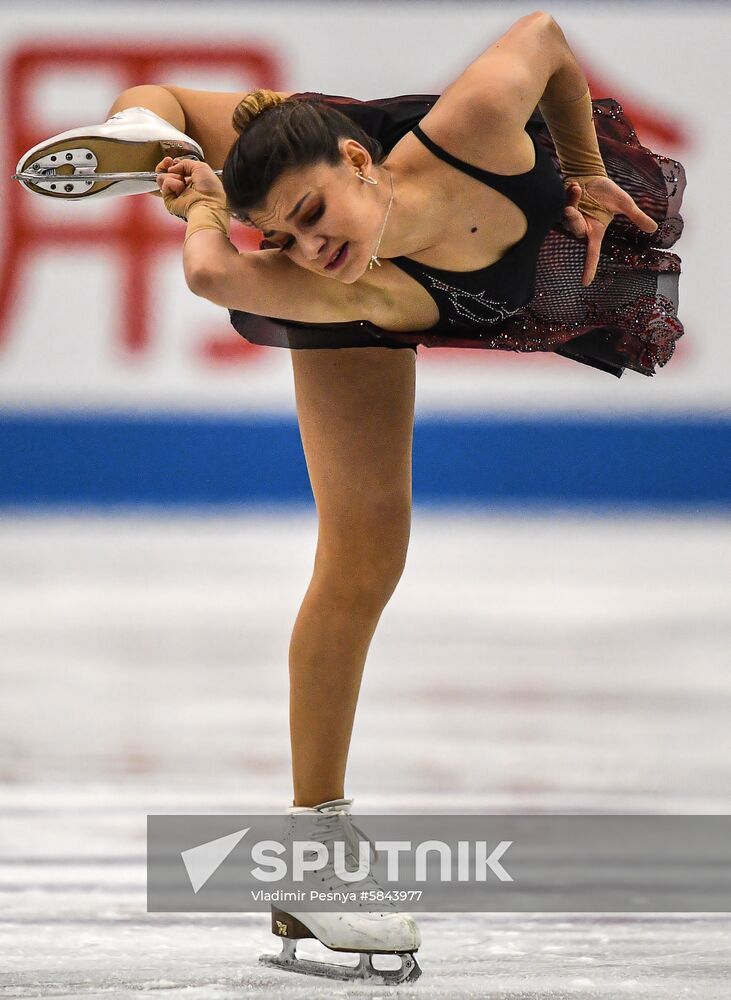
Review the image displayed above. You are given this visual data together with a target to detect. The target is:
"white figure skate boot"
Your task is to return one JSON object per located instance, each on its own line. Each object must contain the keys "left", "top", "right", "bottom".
{"left": 259, "top": 798, "right": 422, "bottom": 984}
{"left": 14, "top": 107, "right": 204, "bottom": 200}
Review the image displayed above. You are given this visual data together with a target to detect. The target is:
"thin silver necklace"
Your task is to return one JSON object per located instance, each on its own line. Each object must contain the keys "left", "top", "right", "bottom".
{"left": 368, "top": 170, "right": 395, "bottom": 270}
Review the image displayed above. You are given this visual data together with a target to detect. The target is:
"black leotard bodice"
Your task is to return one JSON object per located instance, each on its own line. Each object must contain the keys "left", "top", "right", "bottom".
{"left": 389, "top": 123, "right": 566, "bottom": 331}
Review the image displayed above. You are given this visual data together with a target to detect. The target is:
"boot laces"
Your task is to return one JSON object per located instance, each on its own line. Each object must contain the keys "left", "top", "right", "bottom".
{"left": 287, "top": 808, "right": 396, "bottom": 906}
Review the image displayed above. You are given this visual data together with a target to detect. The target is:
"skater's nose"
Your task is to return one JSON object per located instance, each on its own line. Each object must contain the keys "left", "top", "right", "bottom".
{"left": 298, "top": 233, "right": 328, "bottom": 262}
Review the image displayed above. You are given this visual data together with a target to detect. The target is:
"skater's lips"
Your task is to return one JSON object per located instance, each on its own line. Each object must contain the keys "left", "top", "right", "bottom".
{"left": 324, "top": 242, "right": 349, "bottom": 271}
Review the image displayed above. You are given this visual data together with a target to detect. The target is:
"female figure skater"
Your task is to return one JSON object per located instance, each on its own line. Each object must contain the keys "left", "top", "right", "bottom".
{"left": 15, "top": 11, "right": 685, "bottom": 984}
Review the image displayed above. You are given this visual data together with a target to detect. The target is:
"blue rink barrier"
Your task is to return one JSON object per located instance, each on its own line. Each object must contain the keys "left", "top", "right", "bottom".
{"left": 1, "top": 412, "right": 729, "bottom": 509}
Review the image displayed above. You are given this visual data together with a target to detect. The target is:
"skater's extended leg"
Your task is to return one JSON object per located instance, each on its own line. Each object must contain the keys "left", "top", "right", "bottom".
{"left": 107, "top": 85, "right": 291, "bottom": 169}
{"left": 289, "top": 346, "right": 415, "bottom": 808}
{"left": 16, "top": 83, "right": 293, "bottom": 202}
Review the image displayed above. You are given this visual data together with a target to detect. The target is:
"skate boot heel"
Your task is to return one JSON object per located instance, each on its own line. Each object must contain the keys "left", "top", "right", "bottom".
{"left": 158, "top": 138, "right": 203, "bottom": 161}
{"left": 271, "top": 908, "right": 315, "bottom": 940}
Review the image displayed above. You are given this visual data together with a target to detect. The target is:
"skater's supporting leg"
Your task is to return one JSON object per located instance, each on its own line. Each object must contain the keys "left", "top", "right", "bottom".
{"left": 289, "top": 347, "right": 415, "bottom": 807}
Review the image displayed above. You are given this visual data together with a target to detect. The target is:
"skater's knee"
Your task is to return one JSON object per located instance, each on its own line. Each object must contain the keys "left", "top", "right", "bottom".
{"left": 315, "top": 497, "right": 411, "bottom": 611}
{"left": 108, "top": 86, "right": 186, "bottom": 131}
{"left": 314, "top": 554, "right": 406, "bottom": 616}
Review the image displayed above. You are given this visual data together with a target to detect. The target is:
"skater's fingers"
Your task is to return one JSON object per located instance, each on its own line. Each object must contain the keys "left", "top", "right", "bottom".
{"left": 155, "top": 157, "right": 195, "bottom": 182}
{"left": 581, "top": 218, "right": 606, "bottom": 286}
{"left": 561, "top": 183, "right": 590, "bottom": 240}
{"left": 177, "top": 161, "right": 227, "bottom": 201}
{"left": 168, "top": 157, "right": 201, "bottom": 179}
{"left": 623, "top": 194, "right": 659, "bottom": 234}
{"left": 155, "top": 159, "right": 178, "bottom": 193}
{"left": 562, "top": 205, "right": 588, "bottom": 241}
{"left": 187, "top": 161, "right": 218, "bottom": 184}
{"left": 565, "top": 182, "right": 582, "bottom": 209}
{"left": 158, "top": 174, "right": 185, "bottom": 197}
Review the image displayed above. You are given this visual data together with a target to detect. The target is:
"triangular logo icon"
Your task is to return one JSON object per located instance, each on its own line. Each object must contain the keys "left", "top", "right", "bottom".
{"left": 181, "top": 827, "right": 250, "bottom": 893}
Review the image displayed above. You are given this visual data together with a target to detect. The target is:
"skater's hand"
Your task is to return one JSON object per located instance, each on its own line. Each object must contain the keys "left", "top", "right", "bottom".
{"left": 156, "top": 157, "right": 227, "bottom": 221}
{"left": 561, "top": 175, "right": 658, "bottom": 286}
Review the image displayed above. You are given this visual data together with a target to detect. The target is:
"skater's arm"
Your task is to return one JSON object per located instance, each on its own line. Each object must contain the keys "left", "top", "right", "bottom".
{"left": 417, "top": 12, "right": 578, "bottom": 154}
{"left": 158, "top": 157, "right": 377, "bottom": 322}
{"left": 184, "top": 233, "right": 372, "bottom": 323}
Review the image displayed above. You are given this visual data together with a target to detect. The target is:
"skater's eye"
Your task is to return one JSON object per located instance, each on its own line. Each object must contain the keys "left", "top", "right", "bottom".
{"left": 303, "top": 203, "right": 325, "bottom": 227}
{"left": 262, "top": 203, "right": 325, "bottom": 254}
{"left": 261, "top": 237, "right": 294, "bottom": 252}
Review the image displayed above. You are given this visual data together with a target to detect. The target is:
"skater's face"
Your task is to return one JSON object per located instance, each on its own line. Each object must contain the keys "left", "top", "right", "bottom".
{"left": 246, "top": 140, "right": 389, "bottom": 283}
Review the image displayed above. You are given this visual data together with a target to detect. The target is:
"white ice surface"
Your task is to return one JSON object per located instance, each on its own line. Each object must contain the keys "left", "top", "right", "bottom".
{"left": 0, "top": 511, "right": 730, "bottom": 998}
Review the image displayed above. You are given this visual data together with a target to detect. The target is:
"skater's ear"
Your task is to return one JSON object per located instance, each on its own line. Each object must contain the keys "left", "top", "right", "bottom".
{"left": 339, "top": 138, "right": 372, "bottom": 175}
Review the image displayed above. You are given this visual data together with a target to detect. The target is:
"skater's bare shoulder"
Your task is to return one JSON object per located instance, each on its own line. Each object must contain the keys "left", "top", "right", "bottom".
{"left": 418, "top": 11, "right": 570, "bottom": 171}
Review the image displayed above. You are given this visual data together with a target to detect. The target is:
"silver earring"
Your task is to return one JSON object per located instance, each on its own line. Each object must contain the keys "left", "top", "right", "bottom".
{"left": 355, "top": 169, "right": 378, "bottom": 186}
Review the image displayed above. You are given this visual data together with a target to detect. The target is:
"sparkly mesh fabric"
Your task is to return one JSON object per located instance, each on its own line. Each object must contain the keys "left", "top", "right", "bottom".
{"left": 229, "top": 98, "right": 686, "bottom": 378}
{"left": 383, "top": 100, "right": 686, "bottom": 377}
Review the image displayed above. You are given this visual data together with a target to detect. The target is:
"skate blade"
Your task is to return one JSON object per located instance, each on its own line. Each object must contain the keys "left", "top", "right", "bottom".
{"left": 13, "top": 169, "right": 222, "bottom": 183}
{"left": 14, "top": 138, "right": 217, "bottom": 199}
{"left": 259, "top": 939, "right": 422, "bottom": 985}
